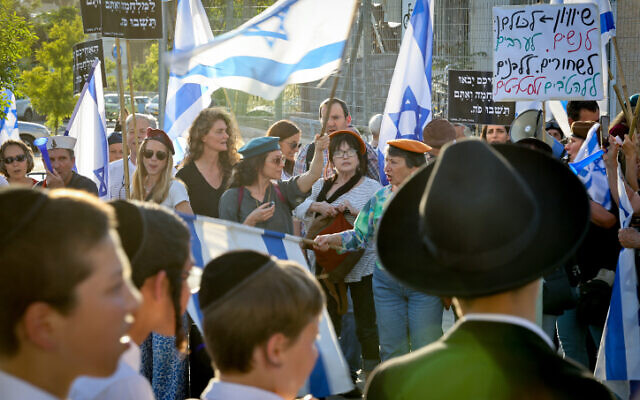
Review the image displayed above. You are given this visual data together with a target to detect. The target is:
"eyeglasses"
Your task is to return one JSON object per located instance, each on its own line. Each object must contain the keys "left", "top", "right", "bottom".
{"left": 142, "top": 149, "right": 168, "bottom": 161}
{"left": 287, "top": 141, "right": 302, "bottom": 150}
{"left": 182, "top": 266, "right": 202, "bottom": 294}
{"left": 333, "top": 149, "right": 358, "bottom": 159}
{"left": 269, "top": 156, "right": 284, "bottom": 165}
{"left": 3, "top": 154, "right": 27, "bottom": 164}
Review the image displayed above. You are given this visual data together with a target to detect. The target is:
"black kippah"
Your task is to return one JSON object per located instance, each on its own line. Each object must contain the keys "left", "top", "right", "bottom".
{"left": 0, "top": 187, "right": 48, "bottom": 250}
{"left": 199, "top": 250, "right": 275, "bottom": 310}
{"left": 109, "top": 200, "right": 146, "bottom": 264}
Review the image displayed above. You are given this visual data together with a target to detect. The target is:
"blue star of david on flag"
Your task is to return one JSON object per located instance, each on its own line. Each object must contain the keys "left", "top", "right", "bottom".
{"left": 388, "top": 87, "right": 431, "bottom": 140}
{"left": 94, "top": 166, "right": 107, "bottom": 197}
{"left": 243, "top": 4, "right": 291, "bottom": 47}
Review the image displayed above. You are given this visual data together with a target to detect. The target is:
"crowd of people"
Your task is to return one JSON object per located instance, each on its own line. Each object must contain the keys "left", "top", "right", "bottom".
{"left": 1, "top": 95, "right": 637, "bottom": 400}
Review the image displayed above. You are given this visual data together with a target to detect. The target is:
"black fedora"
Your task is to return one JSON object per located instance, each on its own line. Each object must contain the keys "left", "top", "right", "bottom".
{"left": 376, "top": 140, "right": 590, "bottom": 297}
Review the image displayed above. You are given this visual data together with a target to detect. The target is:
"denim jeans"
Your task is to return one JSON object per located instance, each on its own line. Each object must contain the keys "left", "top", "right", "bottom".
{"left": 373, "top": 267, "right": 444, "bottom": 361}
{"left": 338, "top": 291, "right": 362, "bottom": 377}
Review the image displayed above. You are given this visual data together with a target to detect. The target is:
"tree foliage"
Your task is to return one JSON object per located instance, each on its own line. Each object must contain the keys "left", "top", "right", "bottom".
{"left": 132, "top": 42, "right": 158, "bottom": 92}
{"left": 21, "top": 16, "right": 85, "bottom": 132}
{"left": 0, "top": 0, "right": 37, "bottom": 115}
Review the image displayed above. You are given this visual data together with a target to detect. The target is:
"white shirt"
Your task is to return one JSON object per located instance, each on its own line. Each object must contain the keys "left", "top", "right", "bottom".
{"left": 0, "top": 175, "right": 8, "bottom": 186}
{"left": 108, "top": 157, "right": 136, "bottom": 200}
{"left": 69, "top": 343, "right": 154, "bottom": 400}
{"left": 201, "top": 380, "right": 283, "bottom": 400}
{"left": 161, "top": 179, "right": 189, "bottom": 209}
{"left": 0, "top": 369, "right": 58, "bottom": 400}
{"left": 462, "top": 313, "right": 554, "bottom": 348}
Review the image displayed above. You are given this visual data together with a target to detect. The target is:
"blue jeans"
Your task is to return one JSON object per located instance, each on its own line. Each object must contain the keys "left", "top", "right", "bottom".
{"left": 373, "top": 267, "right": 443, "bottom": 361}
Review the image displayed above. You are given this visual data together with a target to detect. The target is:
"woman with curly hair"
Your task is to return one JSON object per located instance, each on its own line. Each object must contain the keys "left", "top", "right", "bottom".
{"left": 0, "top": 139, "right": 37, "bottom": 186}
{"left": 219, "top": 133, "right": 329, "bottom": 234}
{"left": 176, "top": 107, "right": 240, "bottom": 218}
{"left": 132, "top": 128, "right": 193, "bottom": 214}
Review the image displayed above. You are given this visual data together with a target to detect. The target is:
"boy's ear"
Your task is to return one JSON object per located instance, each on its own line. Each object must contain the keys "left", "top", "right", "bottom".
{"left": 21, "top": 302, "right": 59, "bottom": 351}
{"left": 263, "top": 332, "right": 288, "bottom": 368}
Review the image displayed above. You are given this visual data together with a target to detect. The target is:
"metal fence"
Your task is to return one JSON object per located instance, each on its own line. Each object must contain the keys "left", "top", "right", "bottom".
{"left": 197, "top": 0, "right": 637, "bottom": 141}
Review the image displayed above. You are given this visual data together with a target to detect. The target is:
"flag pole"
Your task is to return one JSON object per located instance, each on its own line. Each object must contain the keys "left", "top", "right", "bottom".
{"left": 608, "top": 70, "right": 632, "bottom": 126}
{"left": 116, "top": 38, "right": 131, "bottom": 199}
{"left": 320, "top": 0, "right": 361, "bottom": 136}
{"left": 126, "top": 40, "right": 138, "bottom": 151}
{"left": 612, "top": 37, "right": 634, "bottom": 119}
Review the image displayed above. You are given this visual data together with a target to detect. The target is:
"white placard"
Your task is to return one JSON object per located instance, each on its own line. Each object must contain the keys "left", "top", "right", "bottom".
{"left": 492, "top": 3, "right": 603, "bottom": 101}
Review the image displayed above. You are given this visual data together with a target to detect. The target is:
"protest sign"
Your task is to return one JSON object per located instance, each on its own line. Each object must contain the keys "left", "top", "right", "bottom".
{"left": 492, "top": 3, "right": 603, "bottom": 101}
{"left": 448, "top": 70, "right": 515, "bottom": 125}
{"left": 101, "top": 0, "right": 162, "bottom": 39}
{"left": 79, "top": 0, "right": 101, "bottom": 34}
{"left": 73, "top": 39, "right": 106, "bottom": 95}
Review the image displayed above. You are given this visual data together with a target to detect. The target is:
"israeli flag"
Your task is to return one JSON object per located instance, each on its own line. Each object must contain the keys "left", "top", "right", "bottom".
{"left": 594, "top": 166, "right": 640, "bottom": 399}
{"left": 0, "top": 89, "right": 20, "bottom": 145}
{"left": 66, "top": 61, "right": 109, "bottom": 199}
{"left": 181, "top": 214, "right": 353, "bottom": 398}
{"left": 168, "top": 0, "right": 357, "bottom": 100}
{"left": 377, "top": 0, "right": 433, "bottom": 185}
{"left": 164, "top": 0, "right": 216, "bottom": 163}
{"left": 568, "top": 122, "right": 611, "bottom": 209}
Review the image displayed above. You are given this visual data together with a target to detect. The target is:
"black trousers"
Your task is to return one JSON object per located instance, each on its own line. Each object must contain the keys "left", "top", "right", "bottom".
{"left": 325, "top": 274, "right": 380, "bottom": 365}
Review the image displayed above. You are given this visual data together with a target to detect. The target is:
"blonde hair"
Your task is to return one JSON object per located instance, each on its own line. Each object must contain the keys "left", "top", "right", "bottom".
{"left": 132, "top": 139, "right": 174, "bottom": 204}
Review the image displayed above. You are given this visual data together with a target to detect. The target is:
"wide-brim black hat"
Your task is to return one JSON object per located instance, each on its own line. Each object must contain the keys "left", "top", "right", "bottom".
{"left": 376, "top": 140, "right": 590, "bottom": 297}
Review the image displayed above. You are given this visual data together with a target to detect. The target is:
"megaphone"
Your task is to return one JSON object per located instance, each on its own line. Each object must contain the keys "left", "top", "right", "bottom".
{"left": 510, "top": 109, "right": 565, "bottom": 158}
{"left": 510, "top": 109, "right": 544, "bottom": 142}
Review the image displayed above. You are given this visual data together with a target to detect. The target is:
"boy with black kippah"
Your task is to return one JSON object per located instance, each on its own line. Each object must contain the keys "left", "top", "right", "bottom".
{"left": 197, "top": 250, "right": 325, "bottom": 400}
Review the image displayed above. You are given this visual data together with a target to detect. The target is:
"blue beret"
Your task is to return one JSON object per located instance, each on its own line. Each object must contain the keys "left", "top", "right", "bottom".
{"left": 108, "top": 132, "right": 123, "bottom": 145}
{"left": 239, "top": 136, "right": 280, "bottom": 159}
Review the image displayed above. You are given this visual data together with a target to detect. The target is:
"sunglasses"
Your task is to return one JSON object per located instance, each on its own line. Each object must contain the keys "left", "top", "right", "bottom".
{"left": 3, "top": 154, "right": 27, "bottom": 164}
{"left": 287, "top": 141, "right": 302, "bottom": 150}
{"left": 143, "top": 149, "right": 168, "bottom": 161}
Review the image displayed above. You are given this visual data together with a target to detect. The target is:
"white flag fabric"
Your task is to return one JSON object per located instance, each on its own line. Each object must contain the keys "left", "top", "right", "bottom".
{"left": 568, "top": 122, "right": 611, "bottom": 209}
{"left": 377, "top": 0, "right": 433, "bottom": 185}
{"left": 182, "top": 214, "right": 353, "bottom": 398}
{"left": 0, "top": 89, "right": 20, "bottom": 145}
{"left": 164, "top": 0, "right": 217, "bottom": 162}
{"left": 594, "top": 166, "right": 640, "bottom": 399}
{"left": 66, "top": 61, "right": 109, "bottom": 199}
{"left": 168, "top": 0, "right": 357, "bottom": 100}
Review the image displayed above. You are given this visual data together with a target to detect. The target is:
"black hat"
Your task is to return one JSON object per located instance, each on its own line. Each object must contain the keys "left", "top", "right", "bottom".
{"left": 376, "top": 140, "right": 589, "bottom": 297}
{"left": 108, "top": 131, "right": 123, "bottom": 146}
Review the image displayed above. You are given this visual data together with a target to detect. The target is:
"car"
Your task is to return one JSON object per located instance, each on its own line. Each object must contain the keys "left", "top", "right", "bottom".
{"left": 104, "top": 93, "right": 131, "bottom": 121}
{"left": 17, "top": 121, "right": 50, "bottom": 153}
{"left": 15, "top": 97, "right": 34, "bottom": 121}
{"left": 145, "top": 95, "right": 159, "bottom": 118}
{"left": 134, "top": 96, "right": 151, "bottom": 113}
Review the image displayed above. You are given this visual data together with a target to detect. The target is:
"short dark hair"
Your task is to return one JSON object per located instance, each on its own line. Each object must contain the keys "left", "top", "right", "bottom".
{"left": 0, "top": 139, "right": 35, "bottom": 177}
{"left": 567, "top": 101, "right": 599, "bottom": 122}
{"left": 200, "top": 250, "right": 324, "bottom": 373}
{"left": 319, "top": 98, "right": 349, "bottom": 120}
{"left": 0, "top": 188, "right": 115, "bottom": 356}
{"left": 328, "top": 132, "right": 367, "bottom": 176}
{"left": 387, "top": 146, "right": 427, "bottom": 168}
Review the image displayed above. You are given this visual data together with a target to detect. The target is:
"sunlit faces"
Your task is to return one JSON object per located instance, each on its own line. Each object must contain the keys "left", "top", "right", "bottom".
{"left": 142, "top": 140, "right": 169, "bottom": 177}
{"left": 109, "top": 142, "right": 123, "bottom": 163}
{"left": 2, "top": 144, "right": 29, "bottom": 179}
{"left": 565, "top": 136, "right": 584, "bottom": 162}
{"left": 276, "top": 316, "right": 320, "bottom": 399}
{"left": 320, "top": 103, "right": 350, "bottom": 133}
{"left": 52, "top": 231, "right": 140, "bottom": 378}
{"left": 484, "top": 125, "right": 510, "bottom": 144}
{"left": 384, "top": 154, "right": 415, "bottom": 187}
{"left": 280, "top": 132, "right": 302, "bottom": 162}
{"left": 49, "top": 149, "right": 75, "bottom": 182}
{"left": 261, "top": 150, "right": 284, "bottom": 180}
{"left": 127, "top": 119, "right": 151, "bottom": 153}
{"left": 332, "top": 142, "right": 359, "bottom": 175}
{"left": 202, "top": 119, "right": 230, "bottom": 153}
